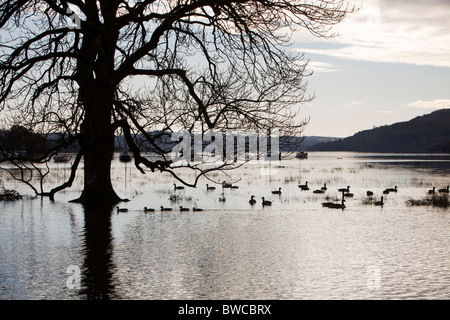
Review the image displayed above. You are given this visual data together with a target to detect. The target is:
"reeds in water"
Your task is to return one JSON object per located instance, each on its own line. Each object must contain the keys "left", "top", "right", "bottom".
{"left": 0, "top": 186, "right": 22, "bottom": 201}
{"left": 406, "top": 194, "right": 449, "bottom": 208}
{"left": 361, "top": 197, "right": 374, "bottom": 205}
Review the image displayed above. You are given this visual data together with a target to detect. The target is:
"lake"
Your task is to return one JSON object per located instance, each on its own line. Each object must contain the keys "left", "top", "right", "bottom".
{"left": 1, "top": 151, "right": 450, "bottom": 299}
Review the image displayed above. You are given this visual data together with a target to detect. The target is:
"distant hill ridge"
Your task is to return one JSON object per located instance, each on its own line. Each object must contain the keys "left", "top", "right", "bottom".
{"left": 308, "top": 109, "right": 450, "bottom": 153}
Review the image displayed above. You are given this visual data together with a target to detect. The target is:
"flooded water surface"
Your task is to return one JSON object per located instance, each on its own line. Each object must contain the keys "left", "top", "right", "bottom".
{"left": 1, "top": 152, "right": 450, "bottom": 299}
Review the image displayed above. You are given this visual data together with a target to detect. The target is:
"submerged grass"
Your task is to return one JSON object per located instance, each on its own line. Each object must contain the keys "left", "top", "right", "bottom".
{"left": 406, "top": 194, "right": 449, "bottom": 208}
{"left": 0, "top": 181, "right": 23, "bottom": 201}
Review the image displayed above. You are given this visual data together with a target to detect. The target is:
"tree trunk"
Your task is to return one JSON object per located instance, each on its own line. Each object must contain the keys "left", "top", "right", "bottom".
{"left": 72, "top": 11, "right": 124, "bottom": 207}
{"left": 72, "top": 82, "right": 124, "bottom": 206}
{"left": 76, "top": 114, "right": 122, "bottom": 206}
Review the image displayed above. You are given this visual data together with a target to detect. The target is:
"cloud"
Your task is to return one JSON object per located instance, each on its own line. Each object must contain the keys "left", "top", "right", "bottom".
{"left": 293, "top": 0, "right": 450, "bottom": 68}
{"left": 305, "top": 61, "right": 340, "bottom": 73}
{"left": 376, "top": 110, "right": 396, "bottom": 114}
{"left": 343, "top": 100, "right": 364, "bottom": 107}
{"left": 406, "top": 99, "right": 450, "bottom": 109}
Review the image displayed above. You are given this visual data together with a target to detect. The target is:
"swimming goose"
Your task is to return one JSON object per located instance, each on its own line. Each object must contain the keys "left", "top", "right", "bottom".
{"left": 173, "top": 183, "right": 184, "bottom": 190}
{"left": 428, "top": 187, "right": 436, "bottom": 195}
{"left": 313, "top": 189, "right": 325, "bottom": 194}
{"left": 206, "top": 184, "right": 216, "bottom": 190}
{"left": 374, "top": 196, "right": 384, "bottom": 206}
{"left": 298, "top": 181, "right": 309, "bottom": 190}
{"left": 193, "top": 207, "right": 203, "bottom": 212}
{"left": 144, "top": 207, "right": 155, "bottom": 213}
{"left": 249, "top": 195, "right": 256, "bottom": 205}
{"left": 438, "top": 186, "right": 449, "bottom": 193}
{"left": 222, "top": 181, "right": 232, "bottom": 188}
{"left": 219, "top": 194, "right": 226, "bottom": 202}
{"left": 321, "top": 183, "right": 328, "bottom": 191}
{"left": 329, "top": 199, "right": 346, "bottom": 209}
{"left": 160, "top": 206, "right": 173, "bottom": 211}
{"left": 386, "top": 186, "right": 398, "bottom": 192}
{"left": 116, "top": 206, "right": 128, "bottom": 212}
{"left": 262, "top": 197, "right": 272, "bottom": 206}
{"left": 179, "top": 206, "right": 190, "bottom": 211}
{"left": 344, "top": 192, "right": 354, "bottom": 197}
{"left": 366, "top": 191, "right": 374, "bottom": 196}
{"left": 338, "top": 186, "right": 350, "bottom": 193}
{"left": 272, "top": 187, "right": 282, "bottom": 195}
{"left": 322, "top": 202, "right": 334, "bottom": 207}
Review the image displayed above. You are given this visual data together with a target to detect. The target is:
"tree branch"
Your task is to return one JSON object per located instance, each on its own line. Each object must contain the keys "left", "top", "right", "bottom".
{"left": 43, "top": 150, "right": 83, "bottom": 201}
{"left": 115, "top": 119, "right": 172, "bottom": 173}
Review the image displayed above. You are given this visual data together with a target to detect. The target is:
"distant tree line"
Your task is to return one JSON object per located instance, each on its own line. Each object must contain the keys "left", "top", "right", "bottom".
{"left": 0, "top": 125, "right": 314, "bottom": 159}
{"left": 0, "top": 125, "right": 49, "bottom": 157}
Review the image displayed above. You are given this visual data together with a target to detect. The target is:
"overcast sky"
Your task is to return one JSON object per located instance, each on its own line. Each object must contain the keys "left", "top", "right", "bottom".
{"left": 292, "top": 0, "right": 450, "bottom": 137}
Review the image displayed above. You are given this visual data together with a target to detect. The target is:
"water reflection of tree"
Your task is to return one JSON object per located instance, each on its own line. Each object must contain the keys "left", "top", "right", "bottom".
{"left": 80, "top": 205, "right": 119, "bottom": 299}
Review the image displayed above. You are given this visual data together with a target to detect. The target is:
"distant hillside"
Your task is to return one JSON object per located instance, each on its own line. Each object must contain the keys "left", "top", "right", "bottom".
{"left": 291, "top": 136, "right": 339, "bottom": 151}
{"left": 308, "top": 109, "right": 450, "bottom": 153}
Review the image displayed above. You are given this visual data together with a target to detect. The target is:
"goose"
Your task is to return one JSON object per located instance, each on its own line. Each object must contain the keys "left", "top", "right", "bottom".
{"left": 428, "top": 187, "right": 436, "bottom": 195}
{"left": 366, "top": 191, "right": 374, "bottom": 197}
{"left": 321, "top": 183, "right": 328, "bottom": 191}
{"left": 329, "top": 199, "right": 346, "bottom": 209}
{"left": 174, "top": 183, "right": 185, "bottom": 190}
{"left": 206, "top": 184, "right": 216, "bottom": 190}
{"left": 116, "top": 206, "right": 128, "bottom": 212}
{"left": 193, "top": 207, "right": 203, "bottom": 212}
{"left": 344, "top": 192, "right": 354, "bottom": 198}
{"left": 262, "top": 197, "right": 272, "bottom": 206}
{"left": 144, "top": 207, "right": 155, "bottom": 213}
{"left": 438, "top": 186, "right": 449, "bottom": 193}
{"left": 338, "top": 186, "right": 350, "bottom": 193}
{"left": 179, "top": 206, "right": 190, "bottom": 212}
{"left": 374, "top": 196, "right": 384, "bottom": 206}
{"left": 386, "top": 186, "right": 398, "bottom": 193}
{"left": 313, "top": 189, "right": 325, "bottom": 194}
{"left": 160, "top": 206, "right": 173, "bottom": 211}
{"left": 298, "top": 181, "right": 309, "bottom": 190}
{"left": 249, "top": 195, "right": 257, "bottom": 205}
{"left": 272, "top": 187, "right": 282, "bottom": 195}
{"left": 230, "top": 185, "right": 239, "bottom": 189}
{"left": 219, "top": 194, "right": 226, "bottom": 202}
{"left": 322, "top": 202, "right": 334, "bottom": 207}
{"left": 222, "top": 181, "right": 232, "bottom": 188}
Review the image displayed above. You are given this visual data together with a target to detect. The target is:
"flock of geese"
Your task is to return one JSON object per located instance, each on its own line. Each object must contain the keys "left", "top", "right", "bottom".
{"left": 428, "top": 185, "right": 449, "bottom": 195}
{"left": 116, "top": 182, "right": 450, "bottom": 213}
{"left": 294, "top": 181, "right": 388, "bottom": 210}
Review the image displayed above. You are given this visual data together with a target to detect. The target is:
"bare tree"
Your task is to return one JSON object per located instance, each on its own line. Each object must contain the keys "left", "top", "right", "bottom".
{"left": 0, "top": 0, "right": 355, "bottom": 207}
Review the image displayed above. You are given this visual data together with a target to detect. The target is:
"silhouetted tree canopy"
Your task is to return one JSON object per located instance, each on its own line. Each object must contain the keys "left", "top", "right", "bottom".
{"left": 0, "top": 0, "right": 355, "bottom": 206}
